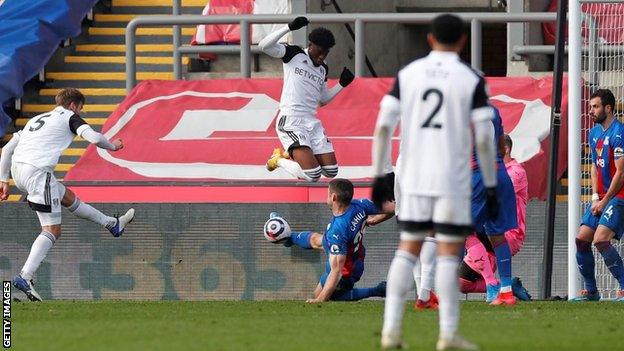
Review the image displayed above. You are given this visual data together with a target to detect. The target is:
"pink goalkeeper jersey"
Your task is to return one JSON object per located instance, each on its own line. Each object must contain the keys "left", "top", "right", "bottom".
{"left": 505, "top": 159, "right": 528, "bottom": 244}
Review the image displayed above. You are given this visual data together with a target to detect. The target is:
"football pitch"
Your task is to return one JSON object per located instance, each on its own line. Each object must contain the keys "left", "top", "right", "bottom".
{"left": 8, "top": 300, "right": 623, "bottom": 351}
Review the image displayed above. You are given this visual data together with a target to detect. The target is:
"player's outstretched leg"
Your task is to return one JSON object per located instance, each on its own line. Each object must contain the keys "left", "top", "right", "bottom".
{"left": 63, "top": 189, "right": 134, "bottom": 237}
{"left": 13, "top": 230, "right": 57, "bottom": 302}
{"left": 415, "top": 236, "right": 438, "bottom": 309}
{"left": 288, "top": 231, "right": 314, "bottom": 249}
{"left": 332, "top": 282, "right": 386, "bottom": 301}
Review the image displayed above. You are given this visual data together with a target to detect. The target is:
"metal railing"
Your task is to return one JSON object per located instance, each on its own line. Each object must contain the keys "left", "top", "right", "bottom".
{"left": 125, "top": 12, "right": 558, "bottom": 92}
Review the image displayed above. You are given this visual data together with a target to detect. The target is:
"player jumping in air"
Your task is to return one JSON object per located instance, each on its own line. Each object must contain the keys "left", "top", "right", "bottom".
{"left": 372, "top": 14, "right": 498, "bottom": 350}
{"left": 269, "top": 178, "right": 390, "bottom": 303}
{"left": 0, "top": 88, "right": 135, "bottom": 301}
{"left": 573, "top": 88, "right": 624, "bottom": 301}
{"left": 259, "top": 16, "right": 355, "bottom": 182}
{"left": 460, "top": 134, "right": 531, "bottom": 302}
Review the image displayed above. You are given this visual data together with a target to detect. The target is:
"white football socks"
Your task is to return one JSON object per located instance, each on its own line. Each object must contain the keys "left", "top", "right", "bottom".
{"left": 276, "top": 158, "right": 310, "bottom": 181}
{"left": 68, "top": 198, "right": 116, "bottom": 229}
{"left": 419, "top": 237, "right": 437, "bottom": 301}
{"left": 20, "top": 231, "right": 56, "bottom": 280}
{"left": 436, "top": 255, "right": 461, "bottom": 340}
{"left": 412, "top": 256, "right": 422, "bottom": 294}
{"left": 382, "top": 249, "right": 417, "bottom": 336}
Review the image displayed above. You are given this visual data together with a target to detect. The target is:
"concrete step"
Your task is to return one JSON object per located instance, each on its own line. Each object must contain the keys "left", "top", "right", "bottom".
{"left": 88, "top": 26, "right": 196, "bottom": 36}
{"left": 43, "top": 79, "right": 128, "bottom": 89}
{"left": 86, "top": 31, "right": 194, "bottom": 45}
{"left": 46, "top": 71, "right": 173, "bottom": 81}
{"left": 75, "top": 44, "right": 174, "bottom": 55}
{"left": 27, "top": 94, "right": 123, "bottom": 107}
{"left": 59, "top": 61, "right": 176, "bottom": 72}
{"left": 38, "top": 89, "right": 126, "bottom": 105}
{"left": 64, "top": 56, "right": 189, "bottom": 65}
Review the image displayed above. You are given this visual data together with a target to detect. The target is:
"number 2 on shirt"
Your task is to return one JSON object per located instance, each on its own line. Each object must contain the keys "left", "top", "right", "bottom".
{"left": 421, "top": 88, "right": 444, "bottom": 129}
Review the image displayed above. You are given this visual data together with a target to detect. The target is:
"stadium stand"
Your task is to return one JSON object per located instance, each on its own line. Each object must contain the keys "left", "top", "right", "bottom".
{"left": 0, "top": 0, "right": 99, "bottom": 136}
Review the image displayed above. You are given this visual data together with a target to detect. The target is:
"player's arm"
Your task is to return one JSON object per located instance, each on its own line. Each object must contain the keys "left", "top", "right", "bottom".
{"left": 320, "top": 67, "right": 354, "bottom": 106}
{"left": 0, "top": 132, "right": 20, "bottom": 201}
{"left": 79, "top": 126, "right": 122, "bottom": 151}
{"left": 69, "top": 114, "right": 121, "bottom": 150}
{"left": 371, "top": 79, "right": 401, "bottom": 209}
{"left": 366, "top": 212, "right": 394, "bottom": 227}
{"left": 593, "top": 147, "right": 624, "bottom": 214}
{"left": 258, "top": 17, "right": 308, "bottom": 59}
{"left": 307, "top": 254, "right": 346, "bottom": 303}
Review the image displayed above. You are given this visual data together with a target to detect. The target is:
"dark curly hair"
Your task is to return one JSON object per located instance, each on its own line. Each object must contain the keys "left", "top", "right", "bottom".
{"left": 591, "top": 88, "right": 616, "bottom": 112}
{"left": 308, "top": 27, "right": 335, "bottom": 50}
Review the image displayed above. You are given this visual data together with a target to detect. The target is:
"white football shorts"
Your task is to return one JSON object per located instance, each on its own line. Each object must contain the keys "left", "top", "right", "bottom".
{"left": 398, "top": 194, "right": 472, "bottom": 242}
{"left": 276, "top": 115, "right": 334, "bottom": 155}
{"left": 11, "top": 162, "right": 65, "bottom": 226}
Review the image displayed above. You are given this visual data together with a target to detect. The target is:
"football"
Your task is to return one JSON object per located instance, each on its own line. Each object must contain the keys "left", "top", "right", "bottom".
{"left": 263, "top": 212, "right": 291, "bottom": 243}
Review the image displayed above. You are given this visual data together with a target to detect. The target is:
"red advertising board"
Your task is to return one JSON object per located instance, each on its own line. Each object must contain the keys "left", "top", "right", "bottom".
{"left": 65, "top": 77, "right": 567, "bottom": 202}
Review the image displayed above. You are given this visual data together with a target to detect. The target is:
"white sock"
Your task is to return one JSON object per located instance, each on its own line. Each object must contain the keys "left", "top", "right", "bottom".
{"left": 68, "top": 198, "right": 115, "bottom": 229}
{"left": 382, "top": 250, "right": 417, "bottom": 336}
{"left": 436, "top": 255, "right": 461, "bottom": 340}
{"left": 277, "top": 158, "right": 307, "bottom": 179}
{"left": 419, "top": 237, "right": 437, "bottom": 301}
{"left": 412, "top": 256, "right": 422, "bottom": 294}
{"left": 20, "top": 231, "right": 56, "bottom": 280}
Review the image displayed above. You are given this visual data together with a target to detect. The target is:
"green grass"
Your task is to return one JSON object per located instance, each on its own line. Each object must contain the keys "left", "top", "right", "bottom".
{"left": 8, "top": 300, "right": 623, "bottom": 351}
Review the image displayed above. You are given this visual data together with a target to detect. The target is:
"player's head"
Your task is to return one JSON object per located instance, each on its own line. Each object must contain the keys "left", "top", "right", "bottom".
{"left": 504, "top": 134, "right": 513, "bottom": 158}
{"left": 589, "top": 89, "right": 616, "bottom": 124}
{"left": 327, "top": 178, "right": 353, "bottom": 207}
{"left": 55, "top": 88, "right": 85, "bottom": 114}
{"left": 308, "top": 27, "right": 335, "bottom": 67}
{"left": 427, "top": 14, "right": 467, "bottom": 53}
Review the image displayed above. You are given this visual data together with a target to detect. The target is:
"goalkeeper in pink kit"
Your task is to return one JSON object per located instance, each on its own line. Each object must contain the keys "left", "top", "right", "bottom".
{"left": 459, "top": 134, "right": 531, "bottom": 301}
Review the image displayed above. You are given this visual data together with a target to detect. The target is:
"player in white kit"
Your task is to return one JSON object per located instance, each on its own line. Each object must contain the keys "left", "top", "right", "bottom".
{"left": 371, "top": 15, "right": 499, "bottom": 350}
{"left": 0, "top": 88, "right": 135, "bottom": 301}
{"left": 259, "top": 16, "right": 355, "bottom": 182}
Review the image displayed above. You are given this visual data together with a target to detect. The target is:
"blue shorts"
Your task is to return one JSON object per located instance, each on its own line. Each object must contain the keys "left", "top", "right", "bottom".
{"left": 320, "top": 259, "right": 364, "bottom": 289}
{"left": 472, "top": 168, "right": 518, "bottom": 235}
{"left": 580, "top": 197, "right": 624, "bottom": 240}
